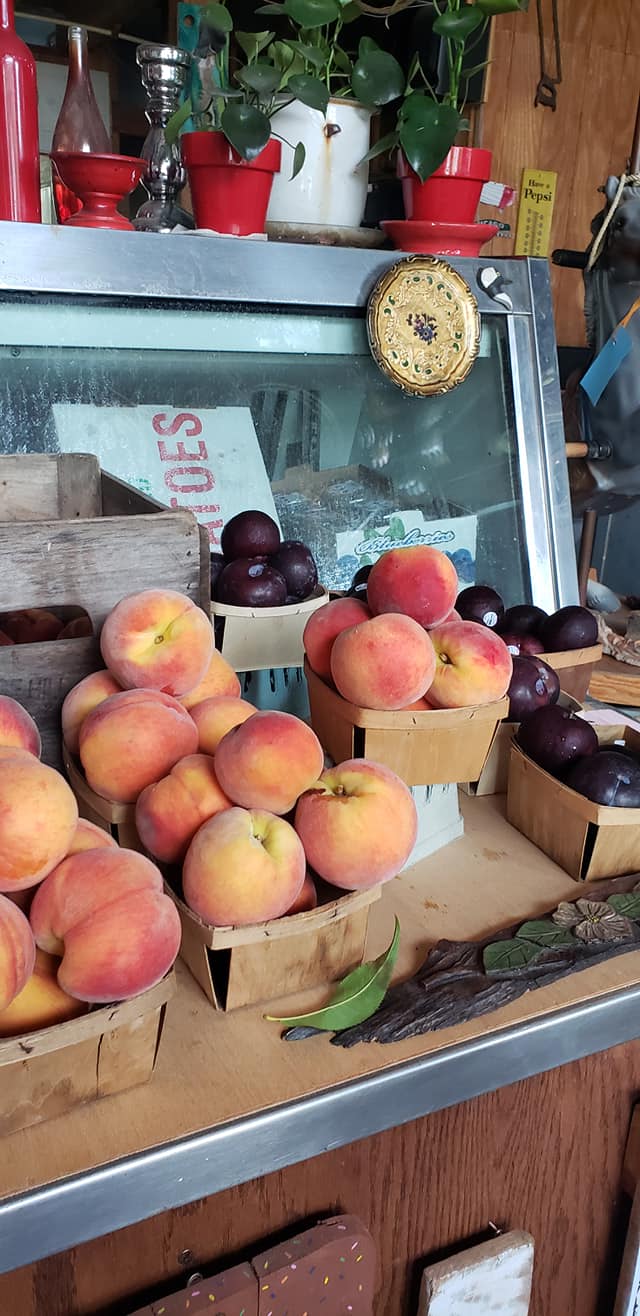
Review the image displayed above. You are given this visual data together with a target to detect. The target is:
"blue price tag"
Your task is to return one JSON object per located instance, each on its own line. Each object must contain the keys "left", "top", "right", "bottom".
{"left": 580, "top": 325, "right": 633, "bottom": 406}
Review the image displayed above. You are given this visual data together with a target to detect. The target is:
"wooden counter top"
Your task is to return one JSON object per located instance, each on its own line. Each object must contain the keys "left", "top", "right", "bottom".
{"left": 3, "top": 793, "right": 640, "bottom": 1273}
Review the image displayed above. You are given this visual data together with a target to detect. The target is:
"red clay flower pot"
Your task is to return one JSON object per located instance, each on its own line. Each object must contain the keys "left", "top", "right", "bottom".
{"left": 182, "top": 131, "right": 281, "bottom": 236}
{"left": 398, "top": 146, "right": 492, "bottom": 225}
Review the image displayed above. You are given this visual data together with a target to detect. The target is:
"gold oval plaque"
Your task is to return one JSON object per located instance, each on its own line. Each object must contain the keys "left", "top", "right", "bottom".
{"left": 367, "top": 255, "right": 481, "bottom": 397}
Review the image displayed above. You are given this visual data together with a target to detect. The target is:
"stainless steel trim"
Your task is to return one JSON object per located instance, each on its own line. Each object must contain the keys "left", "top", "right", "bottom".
{"left": 1, "top": 983, "right": 640, "bottom": 1273}
{"left": 527, "top": 258, "right": 579, "bottom": 606}
{"left": 507, "top": 313, "right": 560, "bottom": 612}
{"left": 0, "top": 221, "right": 533, "bottom": 311}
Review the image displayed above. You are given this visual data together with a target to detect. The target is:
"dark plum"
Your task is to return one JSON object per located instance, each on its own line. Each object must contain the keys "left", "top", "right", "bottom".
{"left": 517, "top": 704, "right": 598, "bottom": 776}
{"left": 210, "top": 552, "right": 226, "bottom": 596}
{"left": 215, "top": 558, "right": 287, "bottom": 608}
{"left": 269, "top": 540, "right": 318, "bottom": 600}
{"left": 565, "top": 750, "right": 640, "bottom": 807}
{"left": 348, "top": 563, "right": 373, "bottom": 602}
{"left": 221, "top": 510, "right": 280, "bottom": 561}
{"left": 500, "top": 632, "right": 545, "bottom": 658}
{"left": 499, "top": 604, "right": 548, "bottom": 637}
{"left": 507, "top": 655, "right": 560, "bottom": 722}
{"left": 456, "top": 585, "right": 504, "bottom": 629}
{"left": 540, "top": 605, "right": 598, "bottom": 652}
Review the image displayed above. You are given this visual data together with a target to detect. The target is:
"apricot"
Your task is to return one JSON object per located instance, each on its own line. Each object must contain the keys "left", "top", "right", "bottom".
{"left": 330, "top": 613, "right": 436, "bottom": 710}
{"left": 427, "top": 619, "right": 513, "bottom": 709}
{"left": 183, "top": 806, "right": 306, "bottom": 927}
{"left": 215, "top": 710, "right": 324, "bottom": 815}
{"left": 295, "top": 758, "right": 417, "bottom": 889}
{"left": 0, "top": 894, "right": 36, "bottom": 1010}
{"left": 79, "top": 689, "right": 198, "bottom": 804}
{"left": 367, "top": 546, "right": 458, "bottom": 629}
{"left": 179, "top": 650, "right": 241, "bottom": 709}
{"left": 62, "top": 669, "right": 122, "bottom": 756}
{"left": 100, "top": 588, "right": 214, "bottom": 697}
{"left": 0, "top": 949, "right": 87, "bottom": 1036}
{"left": 66, "top": 819, "right": 118, "bottom": 855}
{"left": 0, "top": 694, "right": 41, "bottom": 757}
{"left": 303, "top": 597, "right": 371, "bottom": 682}
{"left": 191, "top": 696, "right": 256, "bottom": 754}
{"left": 2, "top": 608, "right": 62, "bottom": 644}
{"left": 0, "top": 752, "right": 78, "bottom": 893}
{"left": 135, "top": 753, "right": 231, "bottom": 864}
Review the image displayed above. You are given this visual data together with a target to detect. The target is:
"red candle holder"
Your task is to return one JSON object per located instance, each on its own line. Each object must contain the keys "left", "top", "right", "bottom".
{"left": 51, "top": 152, "right": 145, "bottom": 230}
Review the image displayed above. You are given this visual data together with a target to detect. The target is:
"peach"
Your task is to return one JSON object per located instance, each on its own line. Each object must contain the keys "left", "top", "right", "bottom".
{"left": 0, "top": 753, "right": 78, "bottom": 893}
{"left": 330, "top": 613, "right": 436, "bottom": 710}
{"left": 135, "top": 753, "right": 231, "bottom": 864}
{"left": 295, "top": 758, "right": 417, "bottom": 890}
{"left": 191, "top": 696, "right": 256, "bottom": 754}
{"left": 0, "top": 949, "right": 87, "bottom": 1036}
{"left": 215, "top": 710, "right": 324, "bottom": 815}
{"left": 58, "top": 616, "right": 94, "bottom": 640}
{"left": 57, "top": 887, "right": 180, "bottom": 1003}
{"left": 66, "top": 819, "right": 118, "bottom": 855}
{"left": 0, "top": 894, "right": 36, "bottom": 1010}
{"left": 303, "top": 597, "right": 371, "bottom": 682}
{"left": 100, "top": 588, "right": 214, "bottom": 697}
{"left": 427, "top": 619, "right": 513, "bottom": 709}
{"left": 433, "top": 606, "right": 461, "bottom": 627}
{"left": 1, "top": 608, "right": 63, "bottom": 644}
{"left": 183, "top": 806, "right": 306, "bottom": 927}
{"left": 30, "top": 847, "right": 163, "bottom": 956}
{"left": 367, "top": 546, "right": 458, "bottom": 628}
{"left": 62, "top": 669, "right": 122, "bottom": 756}
{"left": 180, "top": 650, "right": 241, "bottom": 709}
{"left": 0, "top": 694, "right": 41, "bottom": 757}
{"left": 286, "top": 872, "right": 318, "bottom": 915}
{"left": 79, "top": 689, "right": 198, "bottom": 804}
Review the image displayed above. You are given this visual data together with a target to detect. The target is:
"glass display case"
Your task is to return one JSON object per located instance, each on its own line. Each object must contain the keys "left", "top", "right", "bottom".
{"left": 0, "top": 223, "right": 577, "bottom": 611}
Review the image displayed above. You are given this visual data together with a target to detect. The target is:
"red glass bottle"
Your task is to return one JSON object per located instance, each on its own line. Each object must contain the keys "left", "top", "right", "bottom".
{"left": 52, "top": 25, "right": 110, "bottom": 221}
{"left": 0, "top": 0, "right": 41, "bottom": 222}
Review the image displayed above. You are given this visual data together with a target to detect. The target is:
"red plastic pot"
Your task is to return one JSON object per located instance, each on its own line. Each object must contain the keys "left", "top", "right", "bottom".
{"left": 398, "top": 147, "right": 492, "bottom": 225}
{"left": 182, "top": 131, "right": 281, "bottom": 236}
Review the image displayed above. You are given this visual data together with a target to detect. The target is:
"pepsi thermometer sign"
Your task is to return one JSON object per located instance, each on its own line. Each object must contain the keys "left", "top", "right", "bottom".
{"left": 52, "top": 405, "right": 280, "bottom": 548}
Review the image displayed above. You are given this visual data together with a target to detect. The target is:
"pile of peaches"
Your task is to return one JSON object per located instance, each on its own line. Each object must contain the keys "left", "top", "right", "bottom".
{"left": 0, "top": 606, "right": 92, "bottom": 645}
{"left": 0, "top": 696, "right": 181, "bottom": 1037}
{"left": 62, "top": 589, "right": 418, "bottom": 923}
{"left": 303, "top": 545, "right": 513, "bottom": 712}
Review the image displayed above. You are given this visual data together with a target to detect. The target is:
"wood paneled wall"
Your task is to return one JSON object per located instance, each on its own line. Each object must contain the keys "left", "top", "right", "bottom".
{"left": 481, "top": 0, "right": 640, "bottom": 345}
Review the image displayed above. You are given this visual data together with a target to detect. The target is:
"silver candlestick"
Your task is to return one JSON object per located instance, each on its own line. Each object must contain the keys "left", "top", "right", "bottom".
{"left": 135, "top": 44, "right": 194, "bottom": 232}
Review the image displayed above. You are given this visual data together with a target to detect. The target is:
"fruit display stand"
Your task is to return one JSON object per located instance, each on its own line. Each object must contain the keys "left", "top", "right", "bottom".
{"left": 211, "top": 585, "right": 329, "bottom": 672}
{"left": 539, "top": 644, "right": 602, "bottom": 702}
{"left": 0, "top": 971, "right": 175, "bottom": 1137}
{"left": 170, "top": 882, "right": 380, "bottom": 1010}
{"left": 305, "top": 659, "right": 509, "bottom": 787}
{"left": 0, "top": 454, "right": 210, "bottom": 769}
{"left": 4, "top": 794, "right": 640, "bottom": 1316}
{"left": 507, "top": 725, "right": 640, "bottom": 882}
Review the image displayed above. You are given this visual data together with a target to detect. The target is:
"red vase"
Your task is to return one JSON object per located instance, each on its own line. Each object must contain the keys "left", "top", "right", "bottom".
{"left": 182, "top": 132, "right": 281, "bottom": 236}
{"left": 0, "top": 0, "right": 40, "bottom": 222}
{"left": 398, "top": 147, "right": 492, "bottom": 225}
{"left": 52, "top": 25, "right": 111, "bottom": 222}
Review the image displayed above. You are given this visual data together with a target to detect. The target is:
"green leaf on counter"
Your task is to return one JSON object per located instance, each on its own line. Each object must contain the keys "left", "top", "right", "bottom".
{"left": 483, "top": 937, "right": 543, "bottom": 973}
{"left": 608, "top": 893, "right": 640, "bottom": 919}
{"left": 266, "top": 916, "right": 400, "bottom": 1030}
{"left": 516, "top": 919, "right": 575, "bottom": 947}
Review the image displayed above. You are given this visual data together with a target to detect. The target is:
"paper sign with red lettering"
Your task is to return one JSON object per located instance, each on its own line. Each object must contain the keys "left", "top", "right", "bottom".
{"left": 52, "top": 404, "right": 280, "bottom": 548}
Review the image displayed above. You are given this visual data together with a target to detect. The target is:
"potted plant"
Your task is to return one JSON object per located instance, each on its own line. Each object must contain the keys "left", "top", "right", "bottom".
{"left": 166, "top": 3, "right": 328, "bottom": 235}
{"left": 360, "top": 0, "right": 528, "bottom": 225}
{"left": 255, "top": 1, "right": 405, "bottom": 230}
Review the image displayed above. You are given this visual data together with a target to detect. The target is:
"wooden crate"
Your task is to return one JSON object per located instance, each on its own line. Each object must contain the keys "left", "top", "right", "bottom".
{"left": 211, "top": 585, "right": 329, "bottom": 671}
{"left": 463, "top": 692, "right": 582, "bottom": 798}
{"left": 0, "top": 972, "right": 175, "bottom": 1136}
{"left": 540, "top": 644, "right": 602, "bottom": 702}
{"left": 305, "top": 659, "right": 509, "bottom": 787}
{"left": 0, "top": 454, "right": 210, "bottom": 770}
{"left": 168, "top": 882, "right": 381, "bottom": 1011}
{"left": 507, "top": 726, "right": 640, "bottom": 882}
